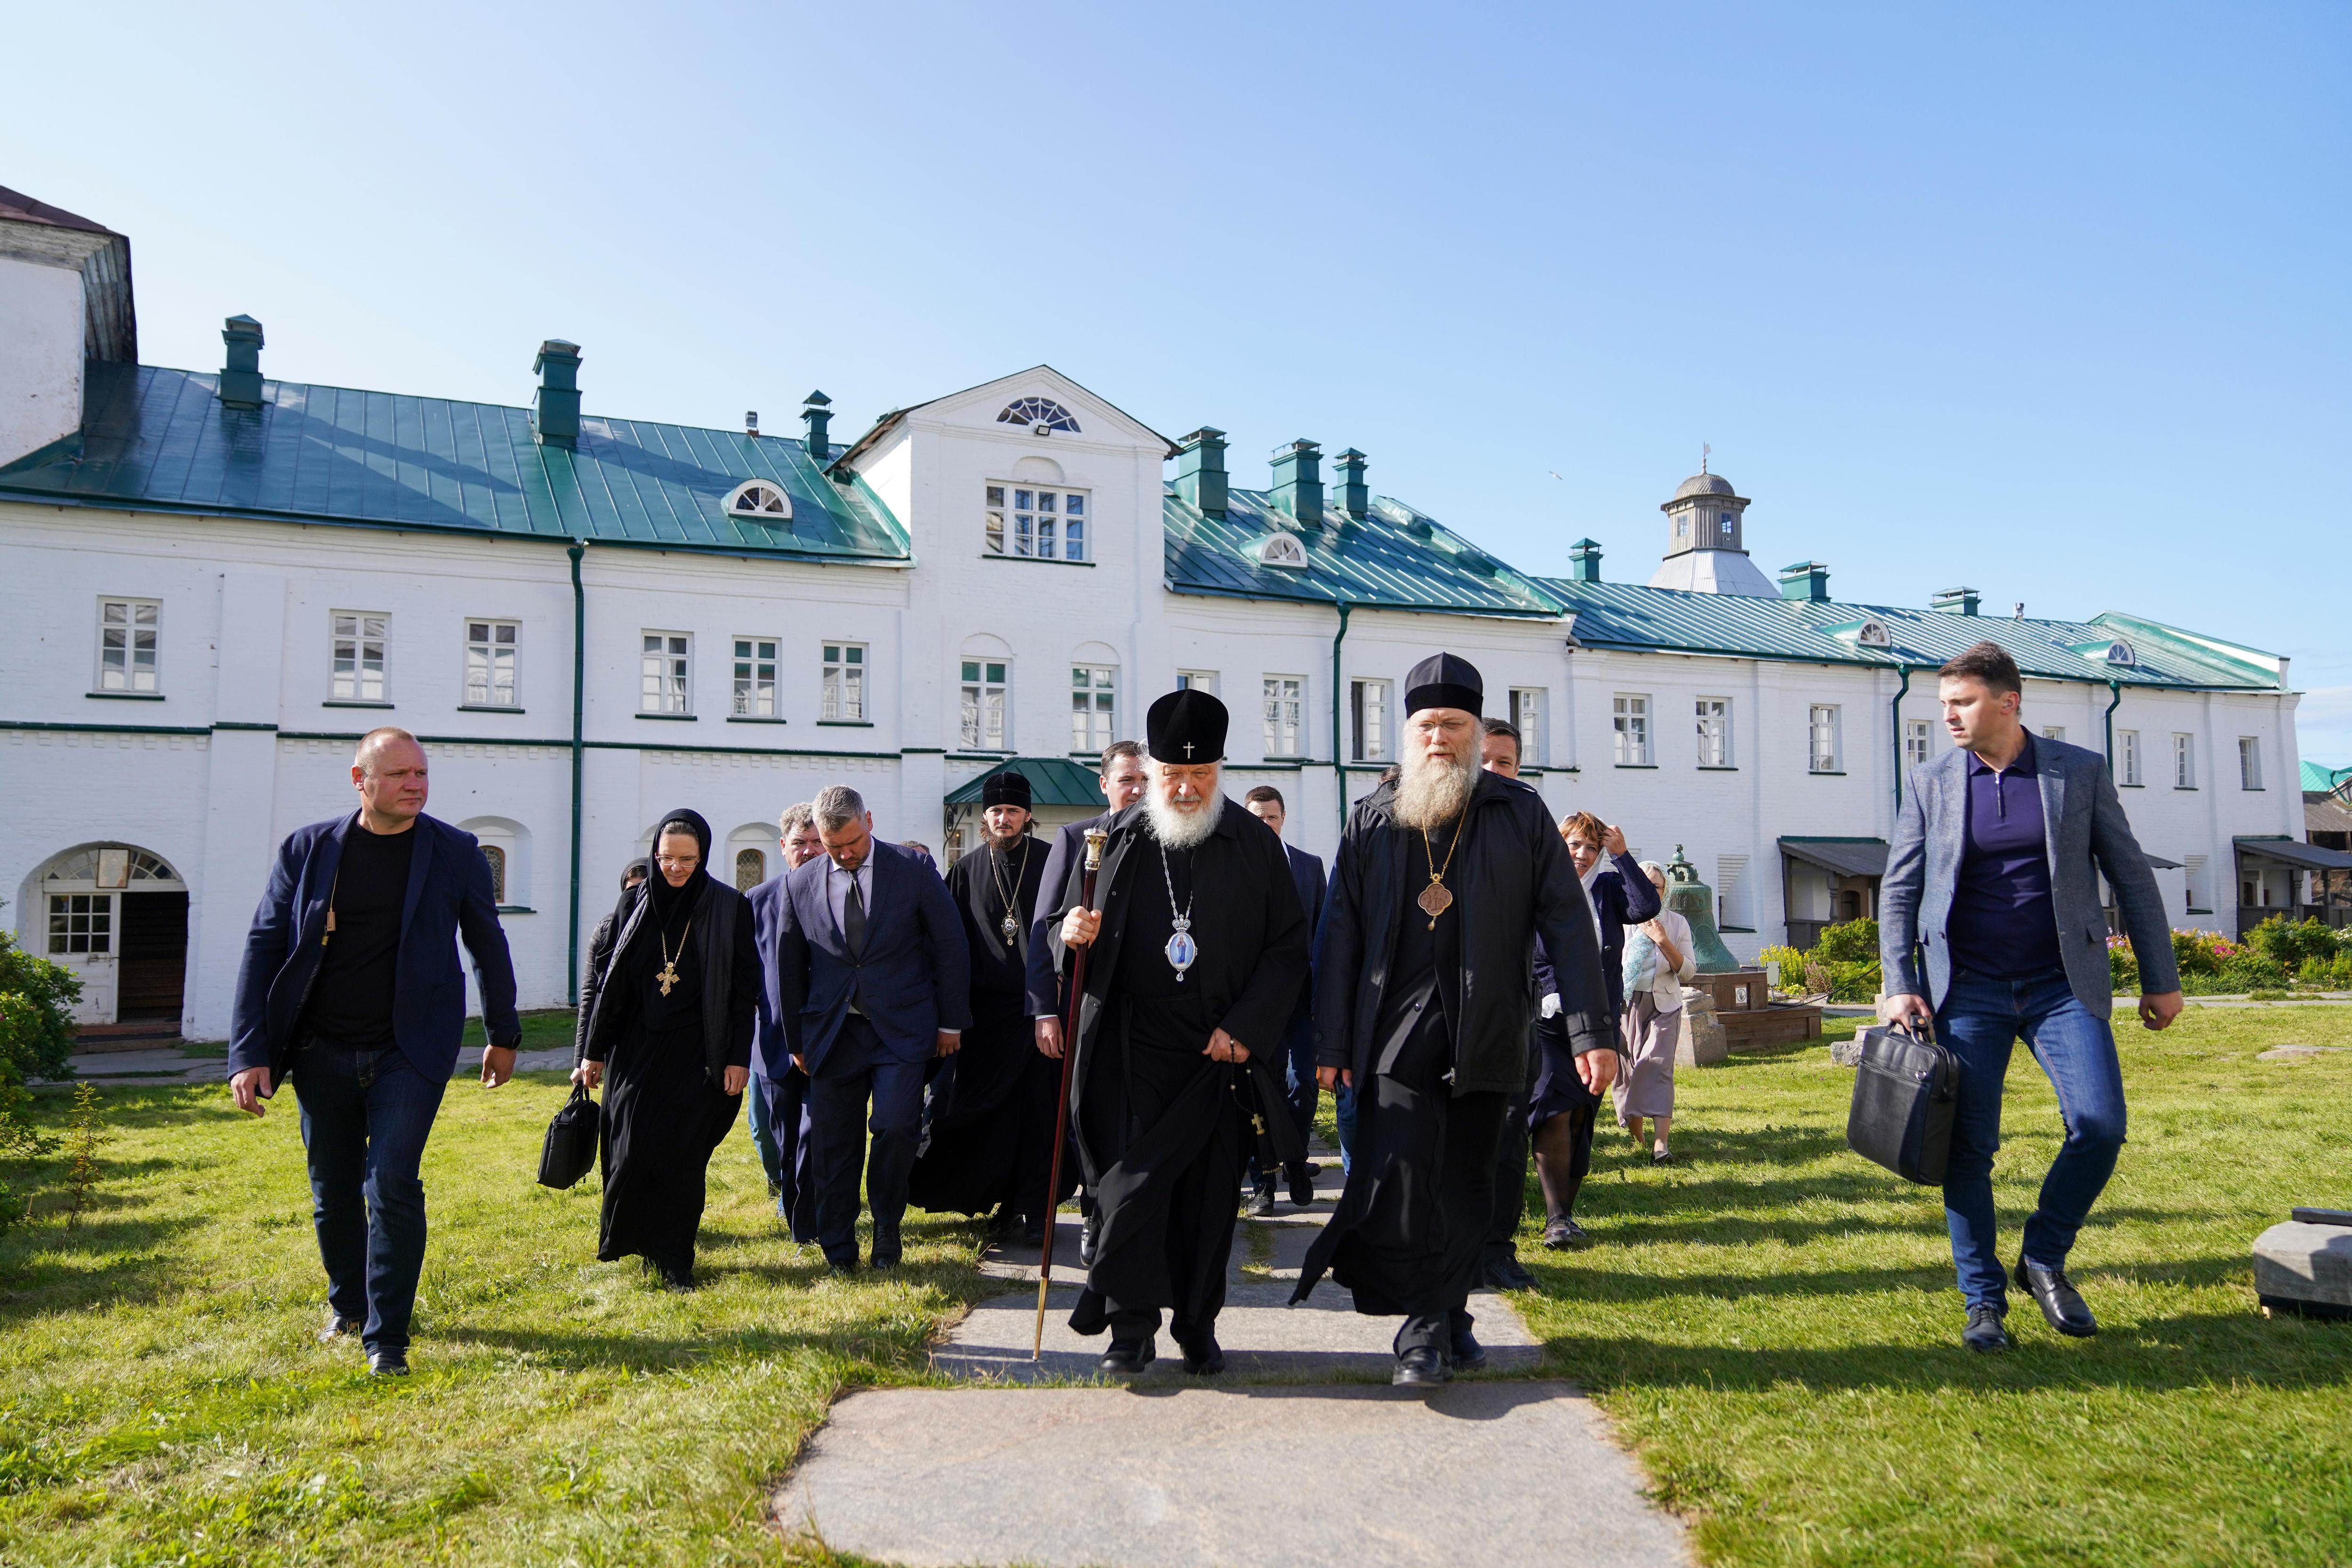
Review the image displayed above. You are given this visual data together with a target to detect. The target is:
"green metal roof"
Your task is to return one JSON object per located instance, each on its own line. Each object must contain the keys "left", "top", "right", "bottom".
{"left": 1164, "top": 489, "right": 1566, "bottom": 619}
{"left": 943, "top": 757, "right": 1104, "bottom": 808}
{"left": 0, "top": 362, "right": 909, "bottom": 561}
{"left": 1530, "top": 578, "right": 2285, "bottom": 691}
{"left": 2304, "top": 760, "right": 2352, "bottom": 794}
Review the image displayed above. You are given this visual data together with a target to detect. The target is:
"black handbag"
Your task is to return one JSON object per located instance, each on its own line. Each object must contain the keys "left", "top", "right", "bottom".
{"left": 537, "top": 1081, "right": 601, "bottom": 1189}
{"left": 1845, "top": 1021, "right": 1959, "bottom": 1185}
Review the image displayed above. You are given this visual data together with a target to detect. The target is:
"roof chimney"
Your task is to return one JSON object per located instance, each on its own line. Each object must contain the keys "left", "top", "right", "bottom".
{"left": 802, "top": 390, "right": 831, "bottom": 457}
{"left": 1567, "top": 538, "right": 1604, "bottom": 583}
{"left": 1269, "top": 439, "right": 1324, "bottom": 528}
{"left": 1332, "top": 448, "right": 1368, "bottom": 519}
{"left": 218, "top": 315, "right": 264, "bottom": 409}
{"left": 1174, "top": 427, "right": 1228, "bottom": 516}
{"left": 1931, "top": 586, "right": 1980, "bottom": 616}
{"left": 532, "top": 340, "right": 581, "bottom": 449}
{"left": 1778, "top": 560, "right": 1830, "bottom": 603}
{"left": 745, "top": 410, "right": 759, "bottom": 437}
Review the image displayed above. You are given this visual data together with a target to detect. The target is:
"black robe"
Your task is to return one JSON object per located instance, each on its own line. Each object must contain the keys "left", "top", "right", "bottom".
{"left": 1043, "top": 797, "right": 1309, "bottom": 1337}
{"left": 907, "top": 834, "right": 1073, "bottom": 1220}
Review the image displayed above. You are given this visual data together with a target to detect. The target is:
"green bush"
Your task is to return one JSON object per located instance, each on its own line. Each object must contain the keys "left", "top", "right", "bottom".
{"left": 2244, "top": 915, "right": 2339, "bottom": 972}
{"left": 2300, "top": 950, "right": 2352, "bottom": 990}
{"left": 2215, "top": 953, "right": 2291, "bottom": 993}
{"left": 0, "top": 929, "right": 80, "bottom": 1155}
{"left": 2108, "top": 939, "right": 2139, "bottom": 992}
{"left": 1758, "top": 944, "right": 1806, "bottom": 994}
{"left": 2171, "top": 928, "right": 2221, "bottom": 976}
{"left": 1814, "top": 917, "right": 1880, "bottom": 964}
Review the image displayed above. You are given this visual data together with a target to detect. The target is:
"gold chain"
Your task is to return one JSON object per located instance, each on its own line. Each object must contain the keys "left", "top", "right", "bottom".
{"left": 1421, "top": 817, "right": 1465, "bottom": 891}
{"left": 655, "top": 918, "right": 693, "bottom": 997}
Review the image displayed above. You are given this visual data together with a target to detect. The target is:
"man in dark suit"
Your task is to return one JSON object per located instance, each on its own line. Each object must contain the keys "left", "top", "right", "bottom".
{"left": 1240, "top": 784, "right": 1326, "bottom": 1214}
{"left": 774, "top": 784, "right": 971, "bottom": 1271}
{"left": 228, "top": 727, "right": 520, "bottom": 1376}
{"left": 1882, "top": 640, "right": 2181, "bottom": 1352}
{"left": 746, "top": 802, "right": 824, "bottom": 1242}
{"left": 1025, "top": 739, "right": 1150, "bottom": 1048}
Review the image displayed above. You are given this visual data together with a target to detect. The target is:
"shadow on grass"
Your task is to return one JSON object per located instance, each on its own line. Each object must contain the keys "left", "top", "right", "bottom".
{"left": 455, "top": 1321, "right": 928, "bottom": 1374}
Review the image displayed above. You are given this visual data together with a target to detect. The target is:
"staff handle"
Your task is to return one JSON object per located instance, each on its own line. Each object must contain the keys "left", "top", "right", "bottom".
{"left": 1034, "top": 829, "right": 1108, "bottom": 1360}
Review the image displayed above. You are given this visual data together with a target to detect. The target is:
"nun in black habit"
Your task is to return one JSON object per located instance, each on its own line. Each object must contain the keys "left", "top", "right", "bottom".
{"left": 573, "top": 809, "right": 759, "bottom": 1289}
{"left": 1047, "top": 690, "right": 1309, "bottom": 1375}
{"left": 908, "top": 769, "right": 1076, "bottom": 1240}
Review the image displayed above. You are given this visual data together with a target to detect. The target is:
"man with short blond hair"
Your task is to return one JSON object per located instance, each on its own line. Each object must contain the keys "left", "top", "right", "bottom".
{"left": 229, "top": 727, "right": 519, "bottom": 1376}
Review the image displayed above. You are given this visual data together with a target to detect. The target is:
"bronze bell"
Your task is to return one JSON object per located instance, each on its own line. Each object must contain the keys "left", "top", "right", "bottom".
{"left": 1664, "top": 844, "right": 1741, "bottom": 973}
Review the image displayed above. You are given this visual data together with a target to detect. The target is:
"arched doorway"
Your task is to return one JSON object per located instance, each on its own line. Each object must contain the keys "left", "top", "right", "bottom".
{"left": 33, "top": 844, "right": 188, "bottom": 1027}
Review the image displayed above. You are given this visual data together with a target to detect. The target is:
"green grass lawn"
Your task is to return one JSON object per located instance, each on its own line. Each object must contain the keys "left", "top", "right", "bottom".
{"left": 2, "top": 1007, "right": 2347, "bottom": 1565}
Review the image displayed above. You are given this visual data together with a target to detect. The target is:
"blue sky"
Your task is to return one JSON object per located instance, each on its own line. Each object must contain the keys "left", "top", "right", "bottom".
{"left": 8, "top": 1, "right": 2346, "bottom": 759}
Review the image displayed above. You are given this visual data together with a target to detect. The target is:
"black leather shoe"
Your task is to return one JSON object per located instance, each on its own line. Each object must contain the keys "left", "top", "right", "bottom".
{"left": 1247, "top": 1181, "right": 1275, "bottom": 1218}
{"left": 1079, "top": 1209, "right": 1101, "bottom": 1267}
{"left": 1099, "top": 1337, "right": 1157, "bottom": 1376}
{"left": 1961, "top": 1303, "right": 2010, "bottom": 1353}
{"left": 1450, "top": 1329, "right": 1488, "bottom": 1371}
{"left": 319, "top": 1313, "right": 362, "bottom": 1344}
{"left": 985, "top": 1206, "right": 1020, "bottom": 1240}
{"left": 1483, "top": 1255, "right": 1538, "bottom": 1291}
{"left": 1021, "top": 1218, "right": 1046, "bottom": 1248}
{"left": 1392, "top": 1345, "right": 1451, "bottom": 1386}
{"left": 1286, "top": 1162, "right": 1316, "bottom": 1208}
{"left": 1542, "top": 1219, "right": 1593, "bottom": 1251}
{"left": 2015, "top": 1257, "right": 2098, "bottom": 1337}
{"left": 660, "top": 1264, "right": 696, "bottom": 1292}
{"left": 1179, "top": 1334, "right": 1226, "bottom": 1375}
{"left": 367, "top": 1349, "right": 410, "bottom": 1377}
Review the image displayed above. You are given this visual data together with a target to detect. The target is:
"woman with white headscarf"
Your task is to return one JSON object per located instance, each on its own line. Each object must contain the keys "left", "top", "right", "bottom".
{"left": 1616, "top": 861, "right": 1694, "bottom": 1164}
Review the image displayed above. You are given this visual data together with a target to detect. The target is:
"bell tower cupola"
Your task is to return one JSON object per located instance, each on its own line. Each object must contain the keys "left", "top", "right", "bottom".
{"left": 1647, "top": 452, "right": 1777, "bottom": 596}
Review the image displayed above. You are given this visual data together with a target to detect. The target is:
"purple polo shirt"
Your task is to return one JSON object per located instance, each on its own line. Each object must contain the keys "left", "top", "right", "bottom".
{"left": 1948, "top": 732, "right": 2064, "bottom": 979}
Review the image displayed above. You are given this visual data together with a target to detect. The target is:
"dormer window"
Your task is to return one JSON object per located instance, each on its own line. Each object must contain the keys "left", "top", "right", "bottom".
{"left": 724, "top": 480, "right": 792, "bottom": 521}
{"left": 998, "top": 397, "right": 1081, "bottom": 434}
{"left": 1255, "top": 532, "right": 1309, "bottom": 570}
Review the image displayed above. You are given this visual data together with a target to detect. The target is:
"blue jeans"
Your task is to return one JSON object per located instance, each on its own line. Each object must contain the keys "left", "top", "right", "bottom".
{"left": 1335, "top": 1081, "right": 1358, "bottom": 1175}
{"left": 1935, "top": 968, "right": 2128, "bottom": 1310}
{"left": 289, "top": 1044, "right": 448, "bottom": 1355}
{"left": 750, "top": 1067, "right": 816, "bottom": 1241}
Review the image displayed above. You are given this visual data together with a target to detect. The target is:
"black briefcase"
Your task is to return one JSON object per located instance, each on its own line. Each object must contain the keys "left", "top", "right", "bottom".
{"left": 1845, "top": 1022, "right": 1959, "bottom": 1185}
{"left": 537, "top": 1082, "right": 601, "bottom": 1189}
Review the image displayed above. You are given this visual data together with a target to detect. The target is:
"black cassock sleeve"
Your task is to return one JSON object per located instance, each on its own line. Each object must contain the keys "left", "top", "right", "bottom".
{"left": 726, "top": 898, "right": 760, "bottom": 1071}
{"left": 1215, "top": 824, "right": 1309, "bottom": 1055}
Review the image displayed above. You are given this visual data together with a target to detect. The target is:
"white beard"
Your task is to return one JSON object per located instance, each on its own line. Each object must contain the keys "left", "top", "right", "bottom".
{"left": 1145, "top": 782, "right": 1224, "bottom": 850}
{"left": 1393, "top": 746, "right": 1476, "bottom": 830}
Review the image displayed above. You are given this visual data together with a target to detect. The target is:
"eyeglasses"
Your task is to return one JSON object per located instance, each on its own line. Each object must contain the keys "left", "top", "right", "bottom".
{"left": 655, "top": 855, "right": 700, "bottom": 869}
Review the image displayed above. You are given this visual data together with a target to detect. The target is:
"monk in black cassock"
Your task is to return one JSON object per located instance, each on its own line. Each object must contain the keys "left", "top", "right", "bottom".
{"left": 1295, "top": 655, "right": 1615, "bottom": 1383}
{"left": 1049, "top": 689, "right": 1309, "bottom": 1376}
{"left": 907, "top": 769, "right": 1074, "bottom": 1242}
{"left": 573, "top": 808, "right": 759, "bottom": 1289}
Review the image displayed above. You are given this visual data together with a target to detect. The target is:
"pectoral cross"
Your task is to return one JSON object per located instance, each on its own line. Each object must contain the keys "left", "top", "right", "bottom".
{"left": 656, "top": 958, "right": 680, "bottom": 996}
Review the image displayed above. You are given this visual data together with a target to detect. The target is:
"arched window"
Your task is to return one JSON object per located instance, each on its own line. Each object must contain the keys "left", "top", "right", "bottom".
{"left": 2106, "top": 640, "right": 2136, "bottom": 667}
{"left": 1255, "top": 532, "right": 1309, "bottom": 570}
{"left": 724, "top": 480, "right": 793, "bottom": 521}
{"left": 998, "top": 398, "right": 1081, "bottom": 434}
{"left": 479, "top": 845, "right": 507, "bottom": 903}
{"left": 735, "top": 847, "right": 766, "bottom": 891}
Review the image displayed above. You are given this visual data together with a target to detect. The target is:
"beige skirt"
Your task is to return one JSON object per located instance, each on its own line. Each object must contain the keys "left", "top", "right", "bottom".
{"left": 1612, "top": 990, "right": 1679, "bottom": 1122}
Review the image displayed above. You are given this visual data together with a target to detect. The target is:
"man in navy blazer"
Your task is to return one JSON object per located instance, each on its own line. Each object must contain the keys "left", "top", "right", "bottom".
{"left": 774, "top": 785, "right": 971, "bottom": 1271}
{"left": 746, "top": 803, "right": 825, "bottom": 1243}
{"left": 1241, "top": 784, "right": 1326, "bottom": 1213}
{"left": 1882, "top": 641, "right": 2181, "bottom": 1352}
{"left": 228, "top": 728, "right": 519, "bottom": 1375}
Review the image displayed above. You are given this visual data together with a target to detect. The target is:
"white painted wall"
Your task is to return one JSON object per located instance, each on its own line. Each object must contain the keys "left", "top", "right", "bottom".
{"left": 0, "top": 254, "right": 84, "bottom": 467}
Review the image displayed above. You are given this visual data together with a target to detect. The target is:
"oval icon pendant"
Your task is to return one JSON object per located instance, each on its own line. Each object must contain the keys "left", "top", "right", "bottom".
{"left": 1165, "top": 927, "right": 1198, "bottom": 981}
{"left": 1001, "top": 912, "right": 1019, "bottom": 945}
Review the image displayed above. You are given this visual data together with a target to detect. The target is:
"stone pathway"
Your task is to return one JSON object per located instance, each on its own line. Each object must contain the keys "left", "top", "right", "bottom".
{"left": 777, "top": 1148, "right": 1692, "bottom": 1568}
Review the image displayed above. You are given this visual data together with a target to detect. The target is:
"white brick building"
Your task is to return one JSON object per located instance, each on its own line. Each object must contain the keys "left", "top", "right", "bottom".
{"left": 0, "top": 188, "right": 2311, "bottom": 1037}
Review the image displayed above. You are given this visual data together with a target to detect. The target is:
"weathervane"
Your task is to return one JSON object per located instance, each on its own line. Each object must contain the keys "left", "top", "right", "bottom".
{"left": 1701, "top": 442, "right": 1711, "bottom": 474}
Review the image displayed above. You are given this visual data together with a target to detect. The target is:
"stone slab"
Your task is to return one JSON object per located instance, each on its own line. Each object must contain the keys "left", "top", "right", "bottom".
{"left": 2254, "top": 1220, "right": 2352, "bottom": 1311}
{"left": 775, "top": 1384, "right": 1691, "bottom": 1568}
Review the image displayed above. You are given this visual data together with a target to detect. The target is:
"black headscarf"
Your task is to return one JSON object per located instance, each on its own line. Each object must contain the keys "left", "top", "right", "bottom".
{"left": 620, "top": 857, "right": 651, "bottom": 891}
{"left": 646, "top": 808, "right": 713, "bottom": 936}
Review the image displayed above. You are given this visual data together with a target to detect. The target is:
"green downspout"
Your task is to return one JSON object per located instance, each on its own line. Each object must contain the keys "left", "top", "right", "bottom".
{"left": 1891, "top": 666, "right": 1915, "bottom": 809}
{"left": 1331, "top": 600, "right": 1352, "bottom": 833}
{"left": 566, "top": 541, "right": 587, "bottom": 1007}
{"left": 2104, "top": 678, "right": 2122, "bottom": 768}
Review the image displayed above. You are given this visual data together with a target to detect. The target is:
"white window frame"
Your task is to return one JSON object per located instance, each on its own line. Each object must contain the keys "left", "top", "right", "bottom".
{"left": 47, "top": 891, "right": 114, "bottom": 955}
{"left": 2041, "top": 725, "right": 2066, "bottom": 743}
{"left": 2118, "top": 729, "right": 2141, "bottom": 786}
{"left": 961, "top": 659, "right": 1009, "bottom": 751}
{"left": 985, "top": 483, "right": 1090, "bottom": 561}
{"left": 331, "top": 611, "right": 390, "bottom": 703}
{"left": 641, "top": 631, "right": 691, "bottom": 715}
{"left": 2173, "top": 732, "right": 2195, "bottom": 788}
{"left": 96, "top": 597, "right": 161, "bottom": 694}
{"left": 1071, "top": 664, "right": 1117, "bottom": 753}
{"left": 2183, "top": 852, "right": 2209, "bottom": 912}
{"left": 464, "top": 619, "right": 519, "bottom": 708}
{"left": 821, "top": 641, "right": 866, "bottom": 721}
{"left": 2239, "top": 736, "right": 2264, "bottom": 791}
{"left": 1697, "top": 696, "right": 1733, "bottom": 768}
{"left": 730, "top": 635, "right": 780, "bottom": 718}
{"left": 1613, "top": 693, "right": 1651, "bottom": 766}
{"left": 1809, "top": 704, "right": 1843, "bottom": 773}
{"left": 1263, "top": 676, "right": 1306, "bottom": 759}
{"left": 1510, "top": 688, "right": 1545, "bottom": 766}
{"left": 1176, "top": 670, "right": 1218, "bottom": 693}
{"left": 1903, "top": 717, "right": 1931, "bottom": 770}
{"left": 1351, "top": 678, "right": 1391, "bottom": 763}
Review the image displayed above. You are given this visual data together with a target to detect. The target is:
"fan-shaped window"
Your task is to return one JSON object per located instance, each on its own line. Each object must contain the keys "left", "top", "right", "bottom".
{"left": 2106, "top": 639, "right": 2135, "bottom": 667}
{"left": 724, "top": 480, "right": 793, "bottom": 521}
{"left": 44, "top": 847, "right": 179, "bottom": 887}
{"left": 1856, "top": 619, "right": 1892, "bottom": 648}
{"left": 1255, "top": 532, "right": 1309, "bottom": 570}
{"left": 998, "top": 398, "right": 1081, "bottom": 434}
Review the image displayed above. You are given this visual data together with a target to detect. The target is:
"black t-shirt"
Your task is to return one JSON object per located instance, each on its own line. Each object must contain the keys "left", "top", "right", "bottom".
{"left": 303, "top": 825, "right": 418, "bottom": 1050}
{"left": 1112, "top": 839, "right": 1215, "bottom": 1053}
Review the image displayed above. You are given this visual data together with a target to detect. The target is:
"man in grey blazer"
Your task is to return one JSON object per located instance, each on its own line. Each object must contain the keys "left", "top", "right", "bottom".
{"left": 1881, "top": 641, "right": 2182, "bottom": 1353}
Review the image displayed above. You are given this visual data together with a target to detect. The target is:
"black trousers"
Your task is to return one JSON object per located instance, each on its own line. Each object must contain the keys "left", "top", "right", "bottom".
{"left": 1481, "top": 1028, "right": 1544, "bottom": 1265}
{"left": 805, "top": 1017, "right": 926, "bottom": 1266}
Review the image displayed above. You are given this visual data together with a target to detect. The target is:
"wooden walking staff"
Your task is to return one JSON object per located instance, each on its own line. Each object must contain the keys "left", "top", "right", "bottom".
{"left": 1035, "top": 828, "right": 1109, "bottom": 1359}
